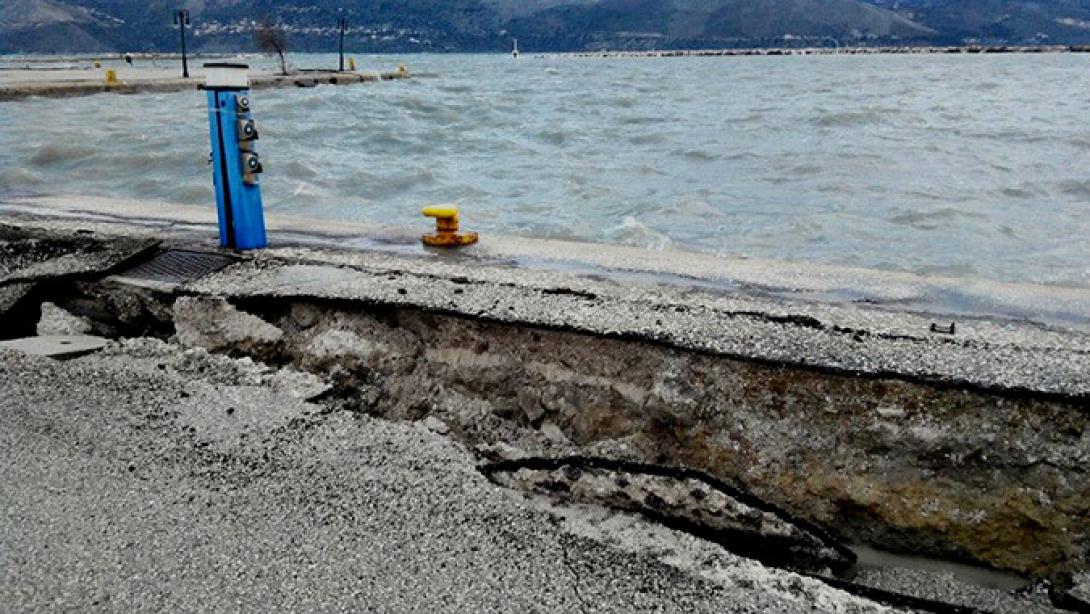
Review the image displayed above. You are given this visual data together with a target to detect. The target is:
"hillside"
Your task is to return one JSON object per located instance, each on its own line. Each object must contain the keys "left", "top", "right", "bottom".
{"left": 5, "top": 0, "right": 1090, "bottom": 54}
{"left": 0, "top": 0, "right": 122, "bottom": 53}
{"left": 871, "top": 0, "right": 1090, "bottom": 44}
{"left": 507, "top": 0, "right": 936, "bottom": 51}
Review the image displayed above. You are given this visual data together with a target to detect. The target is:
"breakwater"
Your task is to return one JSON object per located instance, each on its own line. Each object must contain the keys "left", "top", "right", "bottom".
{"left": 567, "top": 44, "right": 1090, "bottom": 59}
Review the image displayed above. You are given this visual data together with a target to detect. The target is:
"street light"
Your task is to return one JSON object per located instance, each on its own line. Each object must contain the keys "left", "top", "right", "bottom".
{"left": 173, "top": 9, "right": 191, "bottom": 78}
{"left": 338, "top": 17, "right": 348, "bottom": 72}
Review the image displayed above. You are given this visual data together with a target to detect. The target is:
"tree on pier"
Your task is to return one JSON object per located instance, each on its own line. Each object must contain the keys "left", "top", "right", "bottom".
{"left": 254, "top": 17, "right": 289, "bottom": 76}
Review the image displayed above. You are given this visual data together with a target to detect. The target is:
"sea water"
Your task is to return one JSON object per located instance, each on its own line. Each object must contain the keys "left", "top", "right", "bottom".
{"left": 2, "top": 52, "right": 1088, "bottom": 287}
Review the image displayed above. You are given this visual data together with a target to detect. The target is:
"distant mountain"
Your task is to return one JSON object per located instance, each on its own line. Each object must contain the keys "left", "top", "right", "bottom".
{"left": 870, "top": 0, "right": 1090, "bottom": 44}
{"left": 0, "top": 0, "right": 124, "bottom": 53}
{"left": 5, "top": 0, "right": 1090, "bottom": 54}
{"left": 506, "top": 0, "right": 935, "bottom": 51}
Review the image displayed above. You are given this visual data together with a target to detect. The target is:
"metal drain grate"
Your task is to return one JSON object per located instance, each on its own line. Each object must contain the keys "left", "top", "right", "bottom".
{"left": 116, "top": 250, "right": 238, "bottom": 285}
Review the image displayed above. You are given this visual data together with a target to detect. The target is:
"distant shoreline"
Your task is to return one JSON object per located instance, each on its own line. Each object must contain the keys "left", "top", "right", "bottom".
{"left": 4, "top": 45, "right": 1090, "bottom": 62}
{"left": 563, "top": 44, "right": 1090, "bottom": 59}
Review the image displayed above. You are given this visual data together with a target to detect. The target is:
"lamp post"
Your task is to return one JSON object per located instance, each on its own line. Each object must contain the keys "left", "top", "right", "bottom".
{"left": 173, "top": 9, "right": 191, "bottom": 78}
{"left": 338, "top": 17, "right": 348, "bottom": 72}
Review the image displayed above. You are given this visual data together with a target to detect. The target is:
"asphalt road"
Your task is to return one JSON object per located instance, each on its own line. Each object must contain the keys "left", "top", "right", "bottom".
{"left": 0, "top": 342, "right": 889, "bottom": 613}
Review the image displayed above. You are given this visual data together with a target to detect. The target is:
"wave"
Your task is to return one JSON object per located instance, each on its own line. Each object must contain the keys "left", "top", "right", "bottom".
{"left": 536, "top": 129, "right": 570, "bottom": 146}
{"left": 289, "top": 180, "right": 333, "bottom": 199}
{"left": 280, "top": 159, "right": 321, "bottom": 180}
{"left": 889, "top": 207, "right": 987, "bottom": 229}
{"left": 997, "top": 185, "right": 1042, "bottom": 199}
{"left": 605, "top": 215, "right": 673, "bottom": 250}
{"left": 166, "top": 183, "right": 214, "bottom": 205}
{"left": 812, "top": 107, "right": 899, "bottom": 128}
{"left": 620, "top": 116, "right": 667, "bottom": 126}
{"left": 0, "top": 167, "right": 44, "bottom": 190}
{"left": 627, "top": 133, "right": 666, "bottom": 145}
{"left": 438, "top": 84, "right": 473, "bottom": 94}
{"left": 399, "top": 95, "right": 448, "bottom": 116}
{"left": 1059, "top": 180, "right": 1090, "bottom": 200}
{"left": 29, "top": 143, "right": 97, "bottom": 166}
{"left": 338, "top": 168, "right": 437, "bottom": 199}
{"left": 672, "top": 149, "right": 721, "bottom": 162}
{"left": 606, "top": 96, "right": 638, "bottom": 109}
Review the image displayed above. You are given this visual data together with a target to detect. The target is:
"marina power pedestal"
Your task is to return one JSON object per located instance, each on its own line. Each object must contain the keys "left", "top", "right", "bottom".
{"left": 204, "top": 63, "right": 267, "bottom": 250}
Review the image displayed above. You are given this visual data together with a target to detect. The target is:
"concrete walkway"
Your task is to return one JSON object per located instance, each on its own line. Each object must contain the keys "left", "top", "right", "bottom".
{"left": 0, "top": 65, "right": 408, "bottom": 100}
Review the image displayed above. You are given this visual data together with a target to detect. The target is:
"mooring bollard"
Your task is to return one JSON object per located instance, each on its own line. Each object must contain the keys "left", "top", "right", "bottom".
{"left": 422, "top": 204, "right": 478, "bottom": 247}
{"left": 204, "top": 62, "right": 267, "bottom": 250}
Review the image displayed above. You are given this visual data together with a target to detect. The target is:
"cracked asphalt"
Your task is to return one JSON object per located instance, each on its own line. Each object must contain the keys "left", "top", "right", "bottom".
{"left": 1, "top": 198, "right": 1083, "bottom": 612}
{"left": 5, "top": 196, "right": 1090, "bottom": 399}
{"left": 0, "top": 344, "right": 890, "bottom": 613}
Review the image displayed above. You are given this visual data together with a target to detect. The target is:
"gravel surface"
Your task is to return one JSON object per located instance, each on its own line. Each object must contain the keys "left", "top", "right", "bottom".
{"left": 0, "top": 343, "right": 891, "bottom": 612}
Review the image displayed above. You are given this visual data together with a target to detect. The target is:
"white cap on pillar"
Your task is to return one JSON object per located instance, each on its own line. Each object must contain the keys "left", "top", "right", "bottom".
{"left": 203, "top": 63, "right": 250, "bottom": 89}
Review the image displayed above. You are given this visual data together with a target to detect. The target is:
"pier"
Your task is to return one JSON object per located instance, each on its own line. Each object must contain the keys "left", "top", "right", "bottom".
{"left": 0, "top": 65, "right": 409, "bottom": 101}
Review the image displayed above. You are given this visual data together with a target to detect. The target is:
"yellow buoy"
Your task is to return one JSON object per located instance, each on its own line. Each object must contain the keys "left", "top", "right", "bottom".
{"left": 105, "top": 69, "right": 119, "bottom": 86}
{"left": 422, "top": 204, "right": 478, "bottom": 248}
{"left": 398, "top": 64, "right": 408, "bottom": 76}
{"left": 348, "top": 57, "right": 357, "bottom": 71}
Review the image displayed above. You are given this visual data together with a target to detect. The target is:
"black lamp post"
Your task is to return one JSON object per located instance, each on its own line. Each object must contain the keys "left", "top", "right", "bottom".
{"left": 173, "top": 9, "right": 191, "bottom": 78}
{"left": 338, "top": 17, "right": 348, "bottom": 72}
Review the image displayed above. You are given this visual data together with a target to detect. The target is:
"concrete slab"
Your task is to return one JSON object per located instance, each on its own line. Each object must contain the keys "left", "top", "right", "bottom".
{"left": 4, "top": 195, "right": 1090, "bottom": 398}
{"left": 0, "top": 335, "right": 108, "bottom": 359}
{"left": 192, "top": 258, "right": 1090, "bottom": 399}
{"left": 0, "top": 66, "right": 409, "bottom": 101}
{"left": 5, "top": 195, "right": 1090, "bottom": 332}
{"left": 0, "top": 225, "right": 158, "bottom": 285}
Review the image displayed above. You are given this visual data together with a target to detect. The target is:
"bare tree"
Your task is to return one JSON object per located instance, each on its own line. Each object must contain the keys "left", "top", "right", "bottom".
{"left": 254, "top": 17, "right": 288, "bottom": 75}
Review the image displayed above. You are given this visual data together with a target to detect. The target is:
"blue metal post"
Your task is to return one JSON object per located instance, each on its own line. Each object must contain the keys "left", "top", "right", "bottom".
{"left": 205, "top": 64, "right": 267, "bottom": 250}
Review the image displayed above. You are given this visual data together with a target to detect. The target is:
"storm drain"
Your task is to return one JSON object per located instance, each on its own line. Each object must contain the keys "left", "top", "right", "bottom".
{"left": 114, "top": 250, "right": 238, "bottom": 286}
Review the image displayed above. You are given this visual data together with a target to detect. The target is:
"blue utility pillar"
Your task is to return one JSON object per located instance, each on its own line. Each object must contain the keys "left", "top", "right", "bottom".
{"left": 204, "top": 62, "right": 267, "bottom": 250}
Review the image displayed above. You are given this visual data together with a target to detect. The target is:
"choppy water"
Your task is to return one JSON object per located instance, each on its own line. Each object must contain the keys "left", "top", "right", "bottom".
{"left": 2, "top": 52, "right": 1089, "bottom": 286}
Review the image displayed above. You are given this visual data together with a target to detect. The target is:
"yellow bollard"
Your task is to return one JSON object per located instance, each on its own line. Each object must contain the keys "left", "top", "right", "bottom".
{"left": 348, "top": 57, "right": 357, "bottom": 71}
{"left": 105, "top": 69, "right": 119, "bottom": 86}
{"left": 422, "top": 204, "right": 478, "bottom": 248}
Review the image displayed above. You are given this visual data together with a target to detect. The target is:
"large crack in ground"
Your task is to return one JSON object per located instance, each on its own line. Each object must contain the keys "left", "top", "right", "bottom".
{"left": 477, "top": 454, "right": 1003, "bottom": 614}
{"left": 477, "top": 454, "right": 856, "bottom": 573}
{"left": 2, "top": 285, "right": 1077, "bottom": 611}
{"left": 2, "top": 232, "right": 1087, "bottom": 611}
